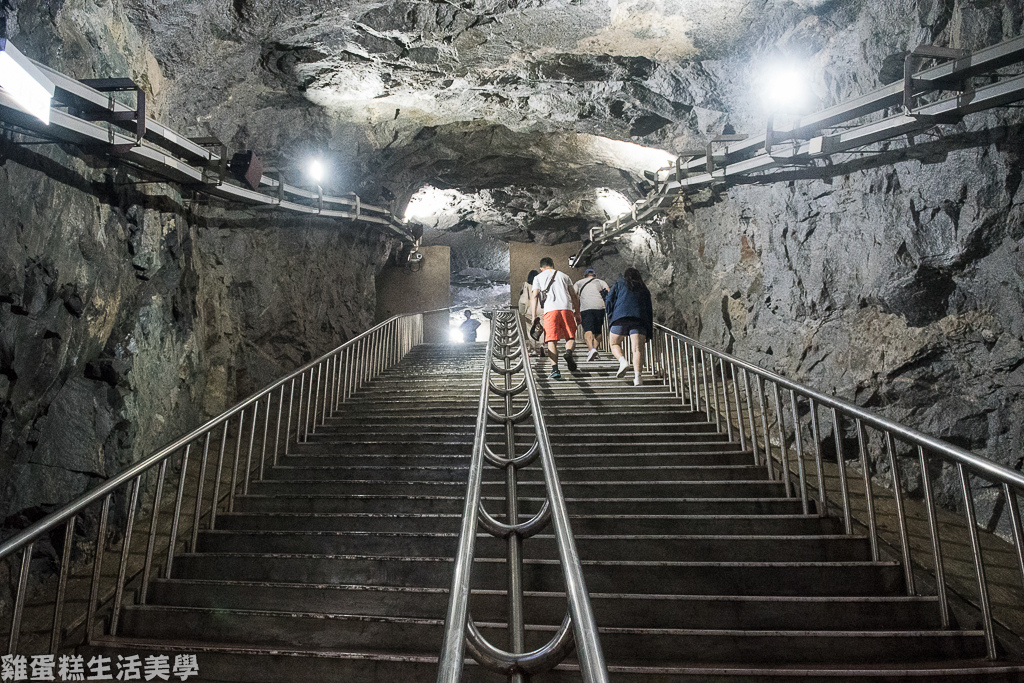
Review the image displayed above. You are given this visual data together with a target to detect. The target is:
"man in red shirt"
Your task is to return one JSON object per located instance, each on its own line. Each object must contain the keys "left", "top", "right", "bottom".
{"left": 529, "top": 257, "right": 582, "bottom": 380}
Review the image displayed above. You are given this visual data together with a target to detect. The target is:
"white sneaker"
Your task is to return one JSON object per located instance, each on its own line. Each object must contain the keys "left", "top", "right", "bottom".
{"left": 634, "top": 373, "right": 643, "bottom": 386}
{"left": 586, "top": 348, "right": 599, "bottom": 362}
{"left": 615, "top": 358, "right": 629, "bottom": 378}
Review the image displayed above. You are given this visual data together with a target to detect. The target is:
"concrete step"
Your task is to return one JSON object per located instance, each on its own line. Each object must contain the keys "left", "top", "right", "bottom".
{"left": 233, "top": 493, "right": 807, "bottom": 515}
{"left": 246, "top": 478, "right": 787, "bottom": 497}
{"left": 482, "top": 465, "right": 769, "bottom": 483}
{"left": 214, "top": 511, "right": 463, "bottom": 533}
{"left": 269, "top": 453, "right": 471, "bottom": 468}
{"left": 194, "top": 530, "right": 873, "bottom": 562}
{"left": 293, "top": 439, "right": 745, "bottom": 455}
{"left": 213, "top": 511, "right": 844, "bottom": 536}
{"left": 271, "top": 449, "right": 754, "bottom": 470}
{"left": 147, "top": 579, "right": 944, "bottom": 630}
{"left": 259, "top": 463, "right": 765, "bottom": 483}
{"left": 115, "top": 605, "right": 984, "bottom": 665}
{"left": 169, "top": 552, "right": 906, "bottom": 596}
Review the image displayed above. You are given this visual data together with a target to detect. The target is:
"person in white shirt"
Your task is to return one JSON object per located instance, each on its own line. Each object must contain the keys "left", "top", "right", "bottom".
{"left": 529, "top": 257, "right": 582, "bottom": 381}
{"left": 573, "top": 268, "right": 609, "bottom": 362}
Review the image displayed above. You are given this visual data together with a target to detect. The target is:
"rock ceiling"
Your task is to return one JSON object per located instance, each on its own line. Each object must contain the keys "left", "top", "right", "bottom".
{"left": 109, "top": 0, "right": 868, "bottom": 241}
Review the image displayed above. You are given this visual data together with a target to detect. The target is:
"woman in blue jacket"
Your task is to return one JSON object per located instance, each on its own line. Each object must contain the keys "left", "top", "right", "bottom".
{"left": 603, "top": 267, "right": 654, "bottom": 385}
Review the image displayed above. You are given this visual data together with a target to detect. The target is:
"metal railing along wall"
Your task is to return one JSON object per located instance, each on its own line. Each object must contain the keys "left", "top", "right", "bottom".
{"left": 0, "top": 55, "right": 417, "bottom": 244}
{"left": 651, "top": 322, "right": 1024, "bottom": 657}
{"left": 437, "top": 310, "right": 608, "bottom": 682}
{"left": 570, "top": 35, "right": 1024, "bottom": 266}
{"left": 0, "top": 311, "right": 434, "bottom": 656}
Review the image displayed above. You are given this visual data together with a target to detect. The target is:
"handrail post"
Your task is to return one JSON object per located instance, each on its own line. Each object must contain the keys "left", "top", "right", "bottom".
{"left": 807, "top": 399, "right": 828, "bottom": 517}
{"left": 884, "top": 432, "right": 915, "bottom": 595}
{"left": 731, "top": 362, "right": 746, "bottom": 451}
{"left": 742, "top": 370, "right": 759, "bottom": 465}
{"left": 856, "top": 419, "right": 880, "bottom": 561}
{"left": 50, "top": 517, "right": 76, "bottom": 653}
{"left": 8, "top": 542, "right": 33, "bottom": 654}
{"left": 757, "top": 375, "right": 774, "bottom": 480}
{"left": 958, "top": 463, "right": 998, "bottom": 658}
{"left": 789, "top": 390, "right": 809, "bottom": 514}
{"left": 918, "top": 446, "right": 950, "bottom": 627}
{"left": 772, "top": 382, "right": 792, "bottom": 495}
{"left": 718, "top": 358, "right": 733, "bottom": 441}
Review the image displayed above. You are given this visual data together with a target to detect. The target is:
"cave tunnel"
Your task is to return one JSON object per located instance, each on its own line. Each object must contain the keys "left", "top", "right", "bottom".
{"left": 2, "top": 0, "right": 1024, "bottom": 680}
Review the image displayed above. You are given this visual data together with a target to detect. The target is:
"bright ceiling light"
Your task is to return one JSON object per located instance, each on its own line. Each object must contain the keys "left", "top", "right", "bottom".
{"left": 0, "top": 39, "right": 55, "bottom": 125}
{"left": 307, "top": 159, "right": 325, "bottom": 184}
{"left": 596, "top": 188, "right": 632, "bottom": 220}
{"left": 761, "top": 63, "right": 808, "bottom": 112}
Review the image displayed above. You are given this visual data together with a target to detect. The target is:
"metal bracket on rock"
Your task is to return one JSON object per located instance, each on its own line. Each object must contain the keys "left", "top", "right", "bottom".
{"left": 76, "top": 78, "right": 146, "bottom": 153}
{"left": 904, "top": 45, "right": 971, "bottom": 123}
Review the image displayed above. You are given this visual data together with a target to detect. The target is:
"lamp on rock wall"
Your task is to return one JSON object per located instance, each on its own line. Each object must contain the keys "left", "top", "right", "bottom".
{"left": 307, "top": 158, "right": 326, "bottom": 184}
{"left": 0, "top": 39, "right": 55, "bottom": 124}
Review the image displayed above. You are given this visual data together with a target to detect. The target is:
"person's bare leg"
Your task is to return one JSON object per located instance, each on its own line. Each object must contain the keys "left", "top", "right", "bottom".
{"left": 584, "top": 331, "right": 596, "bottom": 351}
{"left": 609, "top": 333, "right": 624, "bottom": 361}
{"left": 631, "top": 333, "right": 646, "bottom": 384}
{"left": 610, "top": 332, "right": 628, "bottom": 377}
{"left": 546, "top": 340, "right": 559, "bottom": 368}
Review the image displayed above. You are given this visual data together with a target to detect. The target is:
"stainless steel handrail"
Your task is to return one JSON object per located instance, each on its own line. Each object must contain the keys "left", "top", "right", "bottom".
{"left": 1, "top": 311, "right": 433, "bottom": 655}
{"left": 437, "top": 310, "right": 608, "bottom": 682}
{"left": 652, "top": 322, "right": 1024, "bottom": 657}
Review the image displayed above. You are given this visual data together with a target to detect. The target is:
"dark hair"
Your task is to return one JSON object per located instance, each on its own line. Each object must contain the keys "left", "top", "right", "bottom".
{"left": 623, "top": 267, "right": 647, "bottom": 292}
{"left": 527, "top": 269, "right": 539, "bottom": 285}
{"left": 539, "top": 257, "right": 554, "bottom": 269}
{"left": 464, "top": 309, "right": 472, "bottom": 317}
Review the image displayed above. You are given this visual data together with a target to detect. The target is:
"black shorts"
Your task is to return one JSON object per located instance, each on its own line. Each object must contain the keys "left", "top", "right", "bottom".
{"left": 580, "top": 309, "right": 605, "bottom": 334}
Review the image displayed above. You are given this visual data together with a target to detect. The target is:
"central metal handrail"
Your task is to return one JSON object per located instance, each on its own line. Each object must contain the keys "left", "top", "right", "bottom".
{"left": 437, "top": 310, "right": 608, "bottom": 682}
{"left": 651, "top": 322, "right": 1024, "bottom": 656}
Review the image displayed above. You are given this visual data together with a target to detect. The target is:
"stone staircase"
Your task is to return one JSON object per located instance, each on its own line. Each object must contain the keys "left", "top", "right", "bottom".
{"left": 532, "top": 354, "right": 1018, "bottom": 681}
{"left": 86, "top": 343, "right": 1022, "bottom": 681}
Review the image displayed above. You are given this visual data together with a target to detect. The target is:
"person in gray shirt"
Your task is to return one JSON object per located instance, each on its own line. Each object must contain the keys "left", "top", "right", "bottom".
{"left": 573, "top": 268, "right": 610, "bottom": 362}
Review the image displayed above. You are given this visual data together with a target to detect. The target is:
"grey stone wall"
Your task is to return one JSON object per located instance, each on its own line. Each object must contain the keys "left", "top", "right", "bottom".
{"left": 0, "top": 0, "right": 397, "bottom": 531}
{"left": 0, "top": 143, "right": 394, "bottom": 529}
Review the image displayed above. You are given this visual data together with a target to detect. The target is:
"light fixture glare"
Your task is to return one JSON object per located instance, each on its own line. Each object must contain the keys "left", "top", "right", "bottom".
{"left": 0, "top": 39, "right": 55, "bottom": 125}
{"left": 307, "top": 158, "right": 325, "bottom": 184}
{"left": 761, "top": 63, "right": 807, "bottom": 112}
{"left": 596, "top": 188, "right": 632, "bottom": 220}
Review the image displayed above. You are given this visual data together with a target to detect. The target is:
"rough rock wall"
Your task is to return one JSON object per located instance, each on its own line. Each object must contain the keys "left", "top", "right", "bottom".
{"left": 0, "top": 145, "right": 393, "bottom": 528}
{"left": 0, "top": 1, "right": 395, "bottom": 527}
{"left": 593, "top": 1, "right": 1024, "bottom": 533}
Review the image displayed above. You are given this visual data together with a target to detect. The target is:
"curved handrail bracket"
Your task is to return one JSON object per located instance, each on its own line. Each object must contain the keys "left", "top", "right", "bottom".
{"left": 437, "top": 310, "right": 608, "bottom": 682}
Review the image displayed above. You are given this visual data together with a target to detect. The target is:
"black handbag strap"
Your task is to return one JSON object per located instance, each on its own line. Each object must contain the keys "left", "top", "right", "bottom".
{"left": 540, "top": 271, "right": 558, "bottom": 295}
